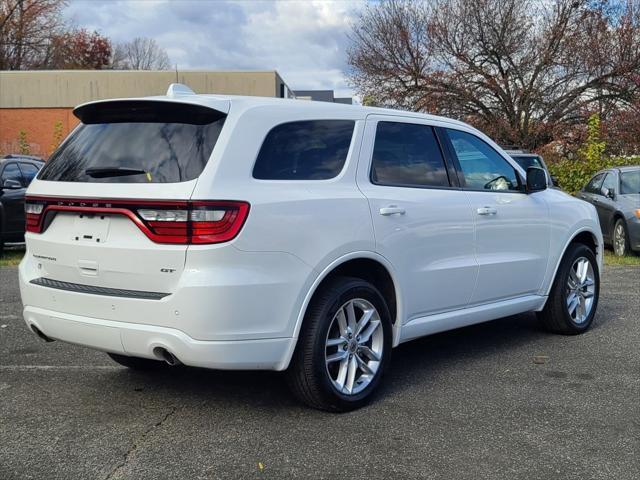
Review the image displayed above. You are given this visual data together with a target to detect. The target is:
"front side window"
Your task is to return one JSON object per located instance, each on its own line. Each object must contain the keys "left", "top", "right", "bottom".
{"left": 370, "top": 122, "right": 450, "bottom": 188}
{"left": 1, "top": 163, "right": 24, "bottom": 187}
{"left": 447, "top": 129, "right": 520, "bottom": 192}
{"left": 620, "top": 171, "right": 640, "bottom": 195}
{"left": 601, "top": 173, "right": 617, "bottom": 195}
{"left": 253, "top": 120, "right": 355, "bottom": 180}
{"left": 39, "top": 101, "right": 226, "bottom": 183}
{"left": 585, "top": 173, "right": 606, "bottom": 194}
{"left": 19, "top": 163, "right": 40, "bottom": 185}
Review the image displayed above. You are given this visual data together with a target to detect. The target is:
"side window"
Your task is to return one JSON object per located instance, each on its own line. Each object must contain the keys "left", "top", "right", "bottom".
{"left": 585, "top": 173, "right": 605, "bottom": 194}
{"left": 370, "top": 122, "right": 450, "bottom": 188}
{"left": 601, "top": 173, "right": 616, "bottom": 195}
{"left": 446, "top": 129, "right": 520, "bottom": 192}
{"left": 19, "top": 163, "right": 40, "bottom": 185}
{"left": 1, "top": 163, "right": 24, "bottom": 187}
{"left": 253, "top": 120, "right": 355, "bottom": 180}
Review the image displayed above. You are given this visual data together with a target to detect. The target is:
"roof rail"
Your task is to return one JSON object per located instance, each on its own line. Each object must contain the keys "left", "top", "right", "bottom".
{"left": 166, "top": 83, "right": 196, "bottom": 97}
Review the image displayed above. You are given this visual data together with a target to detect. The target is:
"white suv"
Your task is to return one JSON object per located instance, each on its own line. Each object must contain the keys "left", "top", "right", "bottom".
{"left": 19, "top": 84, "right": 602, "bottom": 411}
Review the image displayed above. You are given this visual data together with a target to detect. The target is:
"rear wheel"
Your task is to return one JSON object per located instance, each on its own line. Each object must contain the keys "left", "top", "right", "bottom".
{"left": 107, "top": 352, "right": 166, "bottom": 370}
{"left": 538, "top": 243, "right": 599, "bottom": 334}
{"left": 613, "top": 218, "right": 630, "bottom": 257}
{"left": 286, "top": 277, "right": 393, "bottom": 412}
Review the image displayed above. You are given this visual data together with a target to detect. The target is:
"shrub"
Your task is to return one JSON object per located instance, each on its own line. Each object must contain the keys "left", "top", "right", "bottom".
{"left": 549, "top": 155, "right": 640, "bottom": 195}
{"left": 17, "top": 130, "right": 30, "bottom": 155}
{"left": 51, "top": 121, "right": 64, "bottom": 154}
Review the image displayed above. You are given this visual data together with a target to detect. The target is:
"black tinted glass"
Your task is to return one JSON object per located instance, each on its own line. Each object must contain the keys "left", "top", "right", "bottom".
{"left": 620, "top": 171, "right": 640, "bottom": 194}
{"left": 19, "top": 163, "right": 39, "bottom": 185}
{"left": 371, "top": 122, "right": 449, "bottom": 188}
{"left": 447, "top": 129, "right": 520, "bottom": 191}
{"left": 2, "top": 163, "right": 23, "bottom": 185}
{"left": 511, "top": 155, "right": 543, "bottom": 170}
{"left": 253, "top": 120, "right": 354, "bottom": 180}
{"left": 585, "top": 173, "right": 605, "bottom": 193}
{"left": 39, "top": 101, "right": 226, "bottom": 183}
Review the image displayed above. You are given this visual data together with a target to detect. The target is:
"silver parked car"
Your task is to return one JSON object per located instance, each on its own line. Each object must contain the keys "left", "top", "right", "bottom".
{"left": 576, "top": 166, "right": 640, "bottom": 256}
{"left": 504, "top": 149, "right": 559, "bottom": 187}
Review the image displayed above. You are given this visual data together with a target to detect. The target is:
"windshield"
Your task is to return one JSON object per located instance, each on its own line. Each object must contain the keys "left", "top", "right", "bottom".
{"left": 511, "top": 155, "right": 543, "bottom": 170}
{"left": 39, "top": 101, "right": 226, "bottom": 183}
{"left": 620, "top": 170, "right": 640, "bottom": 195}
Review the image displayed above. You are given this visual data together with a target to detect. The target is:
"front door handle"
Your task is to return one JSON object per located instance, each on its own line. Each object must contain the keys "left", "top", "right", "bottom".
{"left": 379, "top": 206, "right": 406, "bottom": 216}
{"left": 477, "top": 206, "right": 497, "bottom": 216}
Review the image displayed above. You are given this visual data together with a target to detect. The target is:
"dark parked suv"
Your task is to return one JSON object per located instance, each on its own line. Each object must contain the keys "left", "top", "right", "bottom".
{"left": 0, "top": 155, "right": 44, "bottom": 254}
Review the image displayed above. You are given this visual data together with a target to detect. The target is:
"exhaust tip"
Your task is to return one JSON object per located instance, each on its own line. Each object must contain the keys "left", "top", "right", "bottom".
{"left": 153, "top": 347, "right": 182, "bottom": 366}
{"left": 30, "top": 325, "right": 54, "bottom": 343}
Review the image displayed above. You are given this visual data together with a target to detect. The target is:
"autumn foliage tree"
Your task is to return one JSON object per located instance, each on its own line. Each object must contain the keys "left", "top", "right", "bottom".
{"left": 48, "top": 28, "right": 111, "bottom": 69}
{"left": 347, "top": 0, "right": 640, "bottom": 151}
{"left": 0, "top": 0, "right": 66, "bottom": 69}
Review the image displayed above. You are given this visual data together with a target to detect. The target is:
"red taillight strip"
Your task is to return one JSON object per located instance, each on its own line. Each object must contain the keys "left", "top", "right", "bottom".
{"left": 25, "top": 196, "right": 250, "bottom": 245}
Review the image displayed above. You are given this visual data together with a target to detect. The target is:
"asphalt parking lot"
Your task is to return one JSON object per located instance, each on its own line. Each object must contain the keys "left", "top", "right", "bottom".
{"left": 1, "top": 265, "right": 638, "bottom": 480}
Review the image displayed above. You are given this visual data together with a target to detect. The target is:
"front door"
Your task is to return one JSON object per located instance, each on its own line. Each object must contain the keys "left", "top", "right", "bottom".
{"left": 357, "top": 117, "right": 478, "bottom": 320}
{"left": 441, "top": 127, "right": 550, "bottom": 304}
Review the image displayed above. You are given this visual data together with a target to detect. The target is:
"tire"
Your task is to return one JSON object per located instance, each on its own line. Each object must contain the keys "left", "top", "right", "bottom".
{"left": 612, "top": 218, "right": 630, "bottom": 257}
{"left": 107, "top": 352, "right": 166, "bottom": 370}
{"left": 538, "top": 243, "right": 600, "bottom": 335}
{"left": 0, "top": 239, "right": 4, "bottom": 258}
{"left": 286, "top": 276, "right": 393, "bottom": 412}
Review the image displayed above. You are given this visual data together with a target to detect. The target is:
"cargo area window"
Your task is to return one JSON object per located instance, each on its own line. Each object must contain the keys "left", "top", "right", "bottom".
{"left": 253, "top": 120, "right": 355, "bottom": 180}
{"left": 38, "top": 101, "right": 226, "bottom": 183}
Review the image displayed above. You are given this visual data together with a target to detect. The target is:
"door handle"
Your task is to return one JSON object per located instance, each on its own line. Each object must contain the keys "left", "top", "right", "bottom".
{"left": 477, "top": 206, "right": 497, "bottom": 216}
{"left": 379, "top": 206, "right": 406, "bottom": 216}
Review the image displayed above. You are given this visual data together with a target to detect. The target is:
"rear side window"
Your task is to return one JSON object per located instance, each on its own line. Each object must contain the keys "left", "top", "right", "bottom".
{"left": 371, "top": 122, "right": 449, "bottom": 188}
{"left": 38, "top": 101, "right": 226, "bottom": 183}
{"left": 253, "top": 120, "right": 355, "bottom": 180}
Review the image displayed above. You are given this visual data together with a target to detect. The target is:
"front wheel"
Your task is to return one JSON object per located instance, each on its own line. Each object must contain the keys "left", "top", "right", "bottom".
{"left": 613, "top": 219, "right": 630, "bottom": 257}
{"left": 538, "top": 243, "right": 600, "bottom": 334}
{"left": 286, "top": 277, "right": 393, "bottom": 412}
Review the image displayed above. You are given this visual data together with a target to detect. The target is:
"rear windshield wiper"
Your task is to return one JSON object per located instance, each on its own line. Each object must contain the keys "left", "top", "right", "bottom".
{"left": 85, "top": 167, "right": 148, "bottom": 178}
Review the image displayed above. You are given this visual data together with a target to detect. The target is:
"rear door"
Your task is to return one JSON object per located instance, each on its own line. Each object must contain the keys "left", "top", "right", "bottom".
{"left": 24, "top": 100, "right": 227, "bottom": 295}
{"left": 441, "top": 127, "right": 550, "bottom": 304}
{"left": 1, "top": 162, "right": 27, "bottom": 235}
{"left": 357, "top": 116, "right": 477, "bottom": 320}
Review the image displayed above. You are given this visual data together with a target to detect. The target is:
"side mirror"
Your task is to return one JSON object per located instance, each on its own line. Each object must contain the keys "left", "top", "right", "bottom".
{"left": 2, "top": 178, "right": 22, "bottom": 189}
{"left": 601, "top": 187, "right": 615, "bottom": 200}
{"left": 526, "top": 167, "right": 547, "bottom": 193}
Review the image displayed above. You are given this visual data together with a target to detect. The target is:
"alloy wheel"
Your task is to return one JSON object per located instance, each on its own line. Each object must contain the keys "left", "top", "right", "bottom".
{"left": 614, "top": 223, "right": 626, "bottom": 256}
{"left": 324, "top": 298, "right": 384, "bottom": 395}
{"left": 565, "top": 257, "right": 596, "bottom": 324}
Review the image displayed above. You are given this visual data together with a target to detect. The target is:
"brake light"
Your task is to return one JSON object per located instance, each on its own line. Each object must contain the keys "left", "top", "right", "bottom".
{"left": 24, "top": 197, "right": 250, "bottom": 244}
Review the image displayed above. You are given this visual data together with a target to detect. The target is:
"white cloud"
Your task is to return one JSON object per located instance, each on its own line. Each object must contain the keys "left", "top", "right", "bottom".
{"left": 64, "top": 0, "right": 364, "bottom": 98}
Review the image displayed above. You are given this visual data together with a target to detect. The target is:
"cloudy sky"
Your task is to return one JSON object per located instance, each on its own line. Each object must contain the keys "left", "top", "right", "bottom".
{"left": 64, "top": 0, "right": 366, "bottom": 98}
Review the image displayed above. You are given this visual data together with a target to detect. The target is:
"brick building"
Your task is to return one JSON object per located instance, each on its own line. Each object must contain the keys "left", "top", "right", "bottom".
{"left": 0, "top": 70, "right": 293, "bottom": 158}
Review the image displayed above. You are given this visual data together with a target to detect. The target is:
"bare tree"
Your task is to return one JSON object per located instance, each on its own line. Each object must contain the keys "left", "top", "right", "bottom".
{"left": 111, "top": 37, "right": 171, "bottom": 70}
{"left": 347, "top": 0, "right": 640, "bottom": 149}
{"left": 0, "top": 0, "right": 67, "bottom": 69}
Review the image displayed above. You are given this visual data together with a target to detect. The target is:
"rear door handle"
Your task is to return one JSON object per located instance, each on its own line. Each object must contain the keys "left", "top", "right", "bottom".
{"left": 477, "top": 206, "right": 497, "bottom": 216}
{"left": 379, "top": 206, "right": 406, "bottom": 216}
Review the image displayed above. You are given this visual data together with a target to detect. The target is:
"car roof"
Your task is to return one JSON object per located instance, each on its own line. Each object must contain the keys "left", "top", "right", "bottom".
{"left": 74, "top": 83, "right": 472, "bottom": 130}
{"left": 616, "top": 165, "right": 640, "bottom": 173}
{"left": 1, "top": 154, "right": 44, "bottom": 163}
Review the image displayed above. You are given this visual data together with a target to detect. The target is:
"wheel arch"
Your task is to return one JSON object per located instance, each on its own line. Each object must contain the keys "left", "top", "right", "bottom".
{"left": 543, "top": 227, "right": 602, "bottom": 297}
{"left": 282, "top": 251, "right": 403, "bottom": 370}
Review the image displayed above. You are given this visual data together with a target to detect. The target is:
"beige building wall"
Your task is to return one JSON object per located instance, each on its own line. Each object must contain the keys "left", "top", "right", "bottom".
{"left": 0, "top": 70, "right": 287, "bottom": 108}
{"left": 0, "top": 70, "right": 292, "bottom": 156}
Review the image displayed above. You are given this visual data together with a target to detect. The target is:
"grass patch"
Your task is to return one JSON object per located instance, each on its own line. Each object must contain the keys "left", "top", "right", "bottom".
{"left": 0, "top": 246, "right": 25, "bottom": 267}
{"left": 604, "top": 250, "right": 640, "bottom": 266}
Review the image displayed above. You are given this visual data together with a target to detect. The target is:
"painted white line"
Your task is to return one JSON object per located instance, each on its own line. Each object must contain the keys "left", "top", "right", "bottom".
{"left": 0, "top": 365, "right": 121, "bottom": 370}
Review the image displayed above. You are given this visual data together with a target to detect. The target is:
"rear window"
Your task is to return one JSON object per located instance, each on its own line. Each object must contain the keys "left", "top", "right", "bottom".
{"left": 252, "top": 120, "right": 355, "bottom": 180}
{"left": 39, "top": 101, "right": 225, "bottom": 183}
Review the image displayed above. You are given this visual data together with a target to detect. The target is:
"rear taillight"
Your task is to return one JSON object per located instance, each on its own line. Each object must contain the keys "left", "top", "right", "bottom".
{"left": 25, "top": 201, "right": 45, "bottom": 233}
{"left": 24, "top": 197, "right": 250, "bottom": 245}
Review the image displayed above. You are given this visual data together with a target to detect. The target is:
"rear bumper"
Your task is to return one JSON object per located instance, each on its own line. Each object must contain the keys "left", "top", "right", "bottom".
{"left": 23, "top": 306, "right": 295, "bottom": 370}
